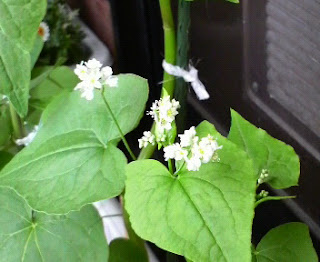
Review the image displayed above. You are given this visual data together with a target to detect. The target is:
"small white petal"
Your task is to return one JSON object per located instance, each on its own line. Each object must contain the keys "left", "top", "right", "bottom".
{"left": 179, "top": 126, "right": 196, "bottom": 148}
{"left": 101, "top": 66, "right": 113, "bottom": 79}
{"left": 186, "top": 156, "right": 202, "bottom": 171}
{"left": 85, "top": 58, "right": 102, "bottom": 70}
{"left": 106, "top": 77, "right": 118, "bottom": 87}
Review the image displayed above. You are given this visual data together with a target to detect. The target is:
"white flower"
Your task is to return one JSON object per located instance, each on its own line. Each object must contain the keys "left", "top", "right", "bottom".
{"left": 186, "top": 156, "right": 202, "bottom": 171}
{"left": 163, "top": 143, "right": 180, "bottom": 161}
{"left": 174, "top": 147, "right": 188, "bottom": 161}
{"left": 74, "top": 59, "right": 116, "bottom": 100}
{"left": 200, "top": 135, "right": 222, "bottom": 151}
{"left": 74, "top": 62, "right": 89, "bottom": 81}
{"left": 138, "top": 131, "right": 155, "bottom": 148}
{"left": 162, "top": 127, "right": 222, "bottom": 172}
{"left": 179, "top": 126, "right": 196, "bottom": 147}
{"left": 85, "top": 73, "right": 102, "bottom": 89}
{"left": 38, "top": 22, "right": 50, "bottom": 42}
{"left": 163, "top": 143, "right": 188, "bottom": 162}
{"left": 101, "top": 66, "right": 113, "bottom": 79}
{"left": 147, "top": 96, "right": 180, "bottom": 143}
{"left": 85, "top": 58, "right": 102, "bottom": 70}
{"left": 74, "top": 82, "right": 94, "bottom": 101}
{"left": 15, "top": 126, "right": 39, "bottom": 146}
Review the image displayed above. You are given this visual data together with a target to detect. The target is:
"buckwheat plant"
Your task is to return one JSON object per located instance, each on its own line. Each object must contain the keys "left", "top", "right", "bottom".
{"left": 0, "top": 0, "right": 317, "bottom": 262}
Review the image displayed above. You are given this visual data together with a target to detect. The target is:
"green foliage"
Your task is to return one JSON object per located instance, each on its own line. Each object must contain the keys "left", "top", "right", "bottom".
{"left": 0, "top": 74, "right": 149, "bottom": 214}
{"left": 109, "top": 238, "right": 148, "bottom": 262}
{"left": 29, "top": 66, "right": 79, "bottom": 110}
{"left": 228, "top": 110, "right": 300, "bottom": 189}
{"left": 0, "top": 151, "right": 12, "bottom": 170}
{"left": 253, "top": 223, "right": 318, "bottom": 262}
{"left": 30, "top": 36, "right": 44, "bottom": 70}
{"left": 28, "top": 66, "right": 79, "bottom": 124}
{"left": 0, "top": 130, "right": 127, "bottom": 214}
{"left": 0, "top": 187, "right": 109, "bottom": 261}
{"left": 125, "top": 121, "right": 256, "bottom": 262}
{"left": 0, "top": 0, "right": 46, "bottom": 116}
{"left": 38, "top": 0, "right": 86, "bottom": 66}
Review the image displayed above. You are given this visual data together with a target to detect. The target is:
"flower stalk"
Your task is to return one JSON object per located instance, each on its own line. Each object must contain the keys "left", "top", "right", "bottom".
{"left": 138, "top": 0, "right": 177, "bottom": 160}
{"left": 9, "top": 103, "right": 25, "bottom": 139}
{"left": 100, "top": 88, "right": 137, "bottom": 161}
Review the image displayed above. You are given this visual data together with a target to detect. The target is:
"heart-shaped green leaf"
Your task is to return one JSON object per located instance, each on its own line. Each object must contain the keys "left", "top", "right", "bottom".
{"left": 254, "top": 223, "right": 318, "bottom": 262}
{"left": 0, "top": 130, "right": 126, "bottom": 214}
{"left": 125, "top": 121, "right": 256, "bottom": 262}
{"left": 0, "top": 0, "right": 46, "bottom": 116}
{"left": 0, "top": 74, "right": 149, "bottom": 214}
{"left": 36, "top": 74, "right": 148, "bottom": 143}
{"left": 228, "top": 110, "right": 300, "bottom": 189}
{"left": 0, "top": 187, "right": 109, "bottom": 261}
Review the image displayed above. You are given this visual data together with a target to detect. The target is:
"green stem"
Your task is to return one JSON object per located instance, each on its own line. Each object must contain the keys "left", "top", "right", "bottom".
{"left": 139, "top": 0, "right": 177, "bottom": 160}
{"left": 100, "top": 89, "right": 137, "bottom": 161}
{"left": 168, "top": 159, "right": 174, "bottom": 174}
{"left": 9, "top": 103, "right": 24, "bottom": 139}
{"left": 159, "top": 0, "right": 177, "bottom": 98}
{"left": 174, "top": 161, "right": 186, "bottom": 175}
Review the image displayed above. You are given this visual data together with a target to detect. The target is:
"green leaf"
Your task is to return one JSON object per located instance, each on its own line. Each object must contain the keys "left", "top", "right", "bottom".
{"left": 0, "top": 187, "right": 109, "bottom": 261}
{"left": 30, "top": 36, "right": 44, "bottom": 69}
{"left": 109, "top": 238, "right": 148, "bottom": 262}
{"left": 0, "top": 151, "right": 13, "bottom": 170}
{"left": 228, "top": 110, "right": 300, "bottom": 189}
{"left": 254, "top": 223, "right": 318, "bottom": 262}
{"left": 0, "top": 74, "right": 149, "bottom": 214}
{"left": 29, "top": 66, "right": 79, "bottom": 110}
{"left": 125, "top": 121, "right": 256, "bottom": 262}
{"left": 0, "top": 0, "right": 47, "bottom": 116}
{"left": 0, "top": 130, "right": 126, "bottom": 214}
{"left": 38, "top": 74, "right": 148, "bottom": 143}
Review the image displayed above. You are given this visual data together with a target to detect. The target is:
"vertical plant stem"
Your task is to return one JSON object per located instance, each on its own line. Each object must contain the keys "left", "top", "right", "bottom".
{"left": 174, "top": 0, "right": 191, "bottom": 133}
{"left": 159, "top": 0, "right": 177, "bottom": 98}
{"left": 9, "top": 103, "right": 24, "bottom": 139}
{"left": 138, "top": 0, "right": 177, "bottom": 160}
{"left": 100, "top": 89, "right": 137, "bottom": 161}
{"left": 168, "top": 159, "right": 174, "bottom": 174}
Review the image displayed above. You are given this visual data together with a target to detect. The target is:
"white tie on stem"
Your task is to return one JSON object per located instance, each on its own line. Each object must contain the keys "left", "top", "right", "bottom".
{"left": 162, "top": 60, "right": 210, "bottom": 100}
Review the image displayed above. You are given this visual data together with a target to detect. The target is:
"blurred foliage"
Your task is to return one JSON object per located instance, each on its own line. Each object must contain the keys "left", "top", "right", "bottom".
{"left": 37, "top": 0, "right": 89, "bottom": 66}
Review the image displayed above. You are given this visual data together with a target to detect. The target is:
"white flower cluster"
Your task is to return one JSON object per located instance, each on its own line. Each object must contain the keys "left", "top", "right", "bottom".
{"left": 138, "top": 131, "right": 155, "bottom": 149}
{"left": 257, "top": 169, "right": 269, "bottom": 185}
{"left": 164, "top": 126, "right": 222, "bottom": 171}
{"left": 74, "top": 59, "right": 117, "bottom": 101}
{"left": 148, "top": 96, "right": 180, "bottom": 132}
{"left": 138, "top": 96, "right": 180, "bottom": 149}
